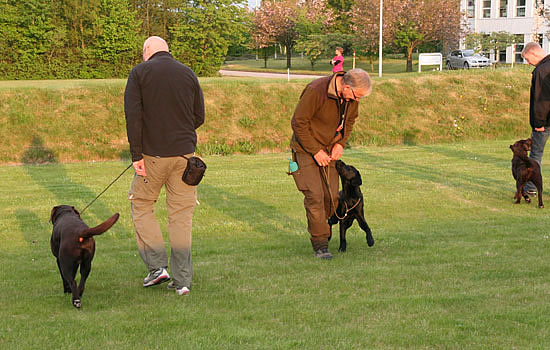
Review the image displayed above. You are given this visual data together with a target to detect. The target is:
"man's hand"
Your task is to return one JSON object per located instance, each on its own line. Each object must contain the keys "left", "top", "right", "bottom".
{"left": 535, "top": 126, "right": 545, "bottom": 132}
{"left": 314, "top": 150, "right": 331, "bottom": 167}
{"left": 133, "top": 159, "right": 146, "bottom": 177}
{"left": 331, "top": 143, "right": 344, "bottom": 161}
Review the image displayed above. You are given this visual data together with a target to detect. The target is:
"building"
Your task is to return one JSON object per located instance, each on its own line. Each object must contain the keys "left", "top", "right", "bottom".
{"left": 461, "top": 0, "right": 549, "bottom": 63}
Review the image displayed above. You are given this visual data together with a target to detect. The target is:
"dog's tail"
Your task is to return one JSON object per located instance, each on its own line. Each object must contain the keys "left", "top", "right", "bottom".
{"left": 80, "top": 213, "right": 120, "bottom": 239}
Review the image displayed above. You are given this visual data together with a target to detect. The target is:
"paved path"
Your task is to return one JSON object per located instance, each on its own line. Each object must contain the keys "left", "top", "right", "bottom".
{"left": 219, "top": 69, "right": 326, "bottom": 80}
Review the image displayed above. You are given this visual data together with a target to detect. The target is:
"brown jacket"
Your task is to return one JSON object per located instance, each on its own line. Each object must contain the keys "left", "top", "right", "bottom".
{"left": 290, "top": 72, "right": 359, "bottom": 155}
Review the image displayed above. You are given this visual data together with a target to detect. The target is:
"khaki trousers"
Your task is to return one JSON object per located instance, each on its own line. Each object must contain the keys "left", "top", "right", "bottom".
{"left": 291, "top": 152, "right": 339, "bottom": 251}
{"left": 128, "top": 154, "right": 196, "bottom": 289}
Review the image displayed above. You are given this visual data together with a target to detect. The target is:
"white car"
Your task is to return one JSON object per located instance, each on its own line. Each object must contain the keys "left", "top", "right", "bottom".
{"left": 446, "top": 49, "right": 491, "bottom": 69}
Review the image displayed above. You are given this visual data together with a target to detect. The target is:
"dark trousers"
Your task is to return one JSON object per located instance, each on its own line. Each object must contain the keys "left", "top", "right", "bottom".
{"left": 291, "top": 152, "right": 339, "bottom": 251}
{"left": 525, "top": 128, "right": 550, "bottom": 192}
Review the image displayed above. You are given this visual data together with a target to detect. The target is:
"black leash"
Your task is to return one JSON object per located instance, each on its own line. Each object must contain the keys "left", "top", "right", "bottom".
{"left": 80, "top": 163, "right": 133, "bottom": 214}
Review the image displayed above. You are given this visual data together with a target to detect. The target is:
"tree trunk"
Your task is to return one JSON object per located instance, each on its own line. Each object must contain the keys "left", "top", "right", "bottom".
{"left": 406, "top": 46, "right": 414, "bottom": 72}
{"left": 286, "top": 45, "right": 292, "bottom": 69}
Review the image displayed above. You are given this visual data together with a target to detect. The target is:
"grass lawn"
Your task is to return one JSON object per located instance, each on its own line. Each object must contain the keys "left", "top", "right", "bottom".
{"left": 1, "top": 140, "right": 549, "bottom": 349}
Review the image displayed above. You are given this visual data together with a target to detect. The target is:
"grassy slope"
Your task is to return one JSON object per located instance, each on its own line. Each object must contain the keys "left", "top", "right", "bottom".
{"left": 1, "top": 141, "right": 549, "bottom": 348}
{"left": 0, "top": 68, "right": 533, "bottom": 164}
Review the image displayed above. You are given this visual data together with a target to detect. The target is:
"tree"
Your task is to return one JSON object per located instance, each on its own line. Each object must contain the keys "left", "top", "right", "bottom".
{"left": 352, "top": 0, "right": 464, "bottom": 72}
{"left": 0, "top": 0, "right": 60, "bottom": 78}
{"left": 170, "top": 0, "right": 249, "bottom": 76}
{"left": 295, "top": 34, "right": 324, "bottom": 69}
{"left": 251, "top": 5, "right": 277, "bottom": 68}
{"left": 253, "top": 0, "right": 299, "bottom": 69}
{"left": 94, "top": 0, "right": 142, "bottom": 75}
{"left": 466, "top": 31, "right": 517, "bottom": 65}
{"left": 393, "top": 22, "right": 424, "bottom": 72}
{"left": 253, "top": 0, "right": 334, "bottom": 69}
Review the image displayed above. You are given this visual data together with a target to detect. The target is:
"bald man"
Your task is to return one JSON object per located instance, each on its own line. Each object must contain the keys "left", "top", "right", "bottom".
{"left": 124, "top": 36, "right": 205, "bottom": 296}
{"left": 521, "top": 42, "right": 550, "bottom": 197}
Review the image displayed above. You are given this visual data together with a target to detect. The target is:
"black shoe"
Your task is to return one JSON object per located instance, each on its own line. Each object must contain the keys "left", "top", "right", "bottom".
{"left": 314, "top": 248, "right": 333, "bottom": 260}
{"left": 525, "top": 189, "right": 537, "bottom": 197}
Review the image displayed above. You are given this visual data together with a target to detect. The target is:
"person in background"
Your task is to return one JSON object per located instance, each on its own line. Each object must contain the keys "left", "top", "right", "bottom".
{"left": 521, "top": 42, "right": 550, "bottom": 197}
{"left": 330, "top": 47, "right": 344, "bottom": 73}
{"left": 124, "top": 36, "right": 205, "bottom": 295}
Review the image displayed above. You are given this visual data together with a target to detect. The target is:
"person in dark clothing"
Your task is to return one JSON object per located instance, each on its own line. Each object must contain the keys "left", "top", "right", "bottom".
{"left": 521, "top": 42, "right": 550, "bottom": 196}
{"left": 290, "top": 69, "right": 372, "bottom": 259}
{"left": 124, "top": 36, "right": 205, "bottom": 295}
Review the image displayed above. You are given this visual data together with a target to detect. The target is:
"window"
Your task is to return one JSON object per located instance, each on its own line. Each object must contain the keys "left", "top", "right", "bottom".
{"left": 483, "top": 0, "right": 491, "bottom": 18}
{"left": 468, "top": 0, "right": 476, "bottom": 18}
{"left": 538, "top": 34, "right": 544, "bottom": 46}
{"left": 515, "top": 35, "right": 524, "bottom": 63}
{"left": 499, "top": 50, "right": 506, "bottom": 62}
{"left": 499, "top": 0, "right": 507, "bottom": 17}
{"left": 516, "top": 0, "right": 526, "bottom": 17}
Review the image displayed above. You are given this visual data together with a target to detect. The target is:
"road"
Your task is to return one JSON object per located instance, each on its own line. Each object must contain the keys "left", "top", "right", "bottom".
{"left": 219, "top": 69, "right": 326, "bottom": 80}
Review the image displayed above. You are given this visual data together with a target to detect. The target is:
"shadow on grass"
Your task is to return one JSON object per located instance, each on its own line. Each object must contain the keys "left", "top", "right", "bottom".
{"left": 15, "top": 208, "right": 49, "bottom": 246}
{"left": 417, "top": 144, "right": 510, "bottom": 169}
{"left": 348, "top": 147, "right": 511, "bottom": 199}
{"left": 21, "top": 136, "right": 120, "bottom": 237}
{"left": 199, "top": 183, "right": 303, "bottom": 239}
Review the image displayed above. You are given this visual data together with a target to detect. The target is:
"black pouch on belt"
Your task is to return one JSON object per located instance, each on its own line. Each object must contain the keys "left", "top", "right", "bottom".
{"left": 181, "top": 155, "right": 207, "bottom": 186}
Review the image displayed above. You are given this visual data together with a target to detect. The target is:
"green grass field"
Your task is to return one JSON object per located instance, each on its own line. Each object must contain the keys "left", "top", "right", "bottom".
{"left": 1, "top": 140, "right": 549, "bottom": 349}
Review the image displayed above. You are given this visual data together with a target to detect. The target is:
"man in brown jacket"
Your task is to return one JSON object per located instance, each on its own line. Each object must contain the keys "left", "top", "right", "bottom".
{"left": 290, "top": 69, "right": 372, "bottom": 259}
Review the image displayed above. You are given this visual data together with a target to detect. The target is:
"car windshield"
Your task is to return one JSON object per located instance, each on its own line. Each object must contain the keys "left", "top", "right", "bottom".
{"left": 463, "top": 50, "right": 475, "bottom": 57}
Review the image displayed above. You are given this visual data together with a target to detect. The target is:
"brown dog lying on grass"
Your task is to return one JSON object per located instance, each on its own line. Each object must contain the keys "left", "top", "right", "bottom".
{"left": 50, "top": 205, "right": 119, "bottom": 308}
{"left": 510, "top": 138, "right": 544, "bottom": 208}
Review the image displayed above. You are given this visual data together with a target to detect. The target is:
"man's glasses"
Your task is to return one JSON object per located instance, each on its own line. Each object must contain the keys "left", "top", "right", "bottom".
{"left": 350, "top": 88, "right": 362, "bottom": 101}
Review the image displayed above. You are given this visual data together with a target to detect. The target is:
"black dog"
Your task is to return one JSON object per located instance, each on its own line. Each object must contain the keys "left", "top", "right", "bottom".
{"left": 50, "top": 205, "right": 119, "bottom": 308}
{"left": 328, "top": 160, "right": 374, "bottom": 252}
{"left": 510, "top": 138, "right": 544, "bottom": 208}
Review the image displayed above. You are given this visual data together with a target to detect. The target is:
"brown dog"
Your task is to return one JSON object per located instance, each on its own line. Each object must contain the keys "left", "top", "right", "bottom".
{"left": 50, "top": 205, "right": 119, "bottom": 308}
{"left": 510, "top": 138, "right": 544, "bottom": 208}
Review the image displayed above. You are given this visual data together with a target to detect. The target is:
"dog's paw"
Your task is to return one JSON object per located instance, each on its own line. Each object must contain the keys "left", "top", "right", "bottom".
{"left": 73, "top": 299, "right": 82, "bottom": 308}
{"left": 338, "top": 241, "right": 347, "bottom": 252}
{"left": 367, "top": 238, "right": 375, "bottom": 247}
{"left": 539, "top": 204, "right": 544, "bottom": 209}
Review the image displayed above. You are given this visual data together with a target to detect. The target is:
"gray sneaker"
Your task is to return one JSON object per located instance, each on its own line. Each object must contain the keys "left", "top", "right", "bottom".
{"left": 143, "top": 267, "right": 170, "bottom": 287}
{"left": 314, "top": 248, "right": 333, "bottom": 260}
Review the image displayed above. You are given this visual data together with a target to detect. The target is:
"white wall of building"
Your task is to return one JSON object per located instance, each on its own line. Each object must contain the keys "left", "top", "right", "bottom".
{"left": 461, "top": 0, "right": 549, "bottom": 63}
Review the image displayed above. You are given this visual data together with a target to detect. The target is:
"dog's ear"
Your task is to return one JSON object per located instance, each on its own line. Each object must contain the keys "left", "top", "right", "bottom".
{"left": 50, "top": 206, "right": 60, "bottom": 223}
{"left": 351, "top": 171, "right": 362, "bottom": 187}
{"left": 71, "top": 206, "right": 81, "bottom": 217}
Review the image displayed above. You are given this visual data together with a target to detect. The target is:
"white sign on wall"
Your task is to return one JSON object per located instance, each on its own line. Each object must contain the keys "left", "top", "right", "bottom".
{"left": 418, "top": 53, "right": 443, "bottom": 72}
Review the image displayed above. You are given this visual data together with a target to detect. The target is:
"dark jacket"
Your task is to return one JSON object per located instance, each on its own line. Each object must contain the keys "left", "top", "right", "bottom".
{"left": 530, "top": 55, "right": 550, "bottom": 129}
{"left": 290, "top": 72, "right": 359, "bottom": 155}
{"left": 124, "top": 51, "right": 205, "bottom": 162}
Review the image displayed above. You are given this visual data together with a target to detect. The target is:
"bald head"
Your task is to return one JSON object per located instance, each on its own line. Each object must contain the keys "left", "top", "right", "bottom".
{"left": 143, "top": 36, "right": 169, "bottom": 61}
{"left": 522, "top": 42, "right": 547, "bottom": 66}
